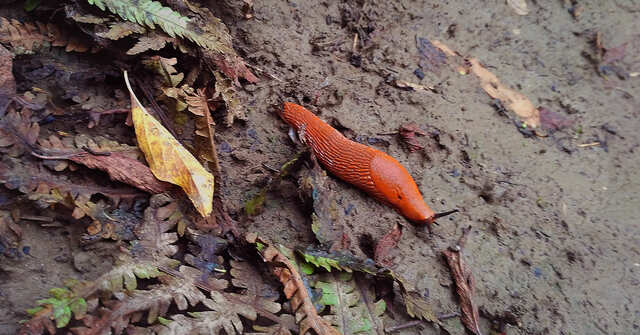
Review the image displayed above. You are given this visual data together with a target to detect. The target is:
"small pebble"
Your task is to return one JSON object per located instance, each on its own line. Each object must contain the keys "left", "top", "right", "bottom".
{"left": 414, "top": 68, "right": 425, "bottom": 80}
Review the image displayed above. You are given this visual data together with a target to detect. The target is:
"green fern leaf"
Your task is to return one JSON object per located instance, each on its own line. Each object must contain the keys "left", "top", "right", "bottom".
{"left": 87, "top": 0, "right": 233, "bottom": 53}
{"left": 314, "top": 272, "right": 386, "bottom": 335}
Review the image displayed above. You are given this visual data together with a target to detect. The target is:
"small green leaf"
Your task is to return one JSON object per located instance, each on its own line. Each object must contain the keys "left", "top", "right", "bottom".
{"left": 245, "top": 188, "right": 266, "bottom": 216}
{"left": 69, "top": 297, "right": 87, "bottom": 318}
{"left": 26, "top": 306, "right": 44, "bottom": 315}
{"left": 24, "top": 0, "right": 41, "bottom": 11}
{"left": 49, "top": 287, "right": 71, "bottom": 300}
{"left": 157, "top": 316, "right": 172, "bottom": 325}
{"left": 300, "top": 261, "right": 315, "bottom": 275}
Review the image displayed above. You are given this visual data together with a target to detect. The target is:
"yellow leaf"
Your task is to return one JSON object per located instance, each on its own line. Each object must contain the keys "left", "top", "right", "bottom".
{"left": 123, "top": 71, "right": 214, "bottom": 217}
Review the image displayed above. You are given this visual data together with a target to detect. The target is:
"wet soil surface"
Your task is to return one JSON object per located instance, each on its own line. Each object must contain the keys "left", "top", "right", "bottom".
{"left": 2, "top": 1, "right": 639, "bottom": 334}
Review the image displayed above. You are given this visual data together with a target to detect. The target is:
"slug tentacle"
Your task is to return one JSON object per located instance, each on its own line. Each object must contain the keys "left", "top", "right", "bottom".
{"left": 282, "top": 102, "right": 443, "bottom": 225}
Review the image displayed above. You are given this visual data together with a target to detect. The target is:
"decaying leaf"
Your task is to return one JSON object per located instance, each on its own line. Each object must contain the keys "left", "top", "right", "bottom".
{"left": 468, "top": 58, "right": 539, "bottom": 127}
{"left": 206, "top": 51, "right": 259, "bottom": 85}
{"left": 428, "top": 40, "right": 541, "bottom": 128}
{"left": 0, "top": 211, "right": 22, "bottom": 257}
{"left": 399, "top": 123, "right": 426, "bottom": 152}
{"left": 0, "top": 107, "right": 40, "bottom": 157}
{"left": 124, "top": 71, "right": 214, "bottom": 217}
{"left": 247, "top": 233, "right": 341, "bottom": 335}
{"left": 507, "top": 0, "right": 529, "bottom": 15}
{"left": 127, "top": 31, "right": 186, "bottom": 55}
{"left": 443, "top": 226, "right": 482, "bottom": 335}
{"left": 0, "top": 17, "right": 93, "bottom": 54}
{"left": 96, "top": 21, "right": 146, "bottom": 40}
{"left": 214, "top": 71, "right": 246, "bottom": 127}
{"left": 314, "top": 272, "right": 386, "bottom": 335}
{"left": 538, "top": 107, "right": 574, "bottom": 131}
{"left": 0, "top": 44, "right": 15, "bottom": 112}
{"left": 245, "top": 152, "right": 304, "bottom": 216}
{"left": 21, "top": 194, "right": 182, "bottom": 333}
{"left": 374, "top": 223, "right": 402, "bottom": 266}
{"left": 35, "top": 134, "right": 172, "bottom": 194}
{"left": 185, "top": 88, "right": 220, "bottom": 172}
{"left": 298, "top": 156, "right": 345, "bottom": 249}
{"left": 299, "top": 247, "right": 440, "bottom": 324}
{"left": 416, "top": 37, "right": 447, "bottom": 75}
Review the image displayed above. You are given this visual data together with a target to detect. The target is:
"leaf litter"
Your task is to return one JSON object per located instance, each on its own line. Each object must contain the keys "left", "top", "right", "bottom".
{"left": 0, "top": 1, "right": 506, "bottom": 334}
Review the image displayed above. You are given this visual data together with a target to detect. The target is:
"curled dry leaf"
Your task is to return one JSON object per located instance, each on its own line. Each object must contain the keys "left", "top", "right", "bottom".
{"left": 124, "top": 71, "right": 214, "bottom": 217}
{"left": 443, "top": 226, "right": 482, "bottom": 335}
{"left": 507, "top": 0, "right": 529, "bottom": 15}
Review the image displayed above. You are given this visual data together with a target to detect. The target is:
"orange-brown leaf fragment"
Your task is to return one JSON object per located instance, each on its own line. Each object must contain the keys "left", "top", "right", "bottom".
{"left": 468, "top": 58, "right": 539, "bottom": 128}
{"left": 124, "top": 71, "right": 214, "bottom": 216}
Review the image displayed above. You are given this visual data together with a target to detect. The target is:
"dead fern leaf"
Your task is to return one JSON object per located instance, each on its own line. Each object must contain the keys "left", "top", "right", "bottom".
{"left": 185, "top": 88, "right": 220, "bottom": 172}
{"left": 0, "top": 17, "right": 92, "bottom": 54}
{"left": 247, "top": 233, "right": 341, "bottom": 335}
{"left": 96, "top": 21, "right": 146, "bottom": 40}
{"left": 214, "top": 71, "right": 245, "bottom": 127}
{"left": 0, "top": 106, "right": 40, "bottom": 157}
{"left": 127, "top": 31, "right": 181, "bottom": 55}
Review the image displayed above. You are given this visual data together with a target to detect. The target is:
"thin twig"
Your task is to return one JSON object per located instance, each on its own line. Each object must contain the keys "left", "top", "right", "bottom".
{"left": 577, "top": 142, "right": 600, "bottom": 147}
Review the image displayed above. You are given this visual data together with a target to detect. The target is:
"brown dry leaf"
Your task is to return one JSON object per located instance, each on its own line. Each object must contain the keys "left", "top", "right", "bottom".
{"left": 96, "top": 21, "right": 146, "bottom": 40}
{"left": 443, "top": 226, "right": 482, "bottom": 335}
{"left": 124, "top": 71, "right": 214, "bottom": 217}
{"left": 374, "top": 223, "right": 402, "bottom": 266}
{"left": 214, "top": 71, "right": 246, "bottom": 127}
{"left": 185, "top": 88, "right": 220, "bottom": 172}
{"left": 507, "top": 0, "right": 529, "bottom": 15}
{"left": 468, "top": 58, "right": 539, "bottom": 127}
{"left": 67, "top": 152, "right": 171, "bottom": 194}
{"left": 0, "top": 107, "right": 40, "bottom": 157}
{"left": 429, "top": 40, "right": 540, "bottom": 128}
{"left": 203, "top": 47, "right": 258, "bottom": 86}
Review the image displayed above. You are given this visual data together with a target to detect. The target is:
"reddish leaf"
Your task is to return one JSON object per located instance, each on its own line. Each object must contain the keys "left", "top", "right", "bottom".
{"left": 538, "top": 107, "right": 574, "bottom": 131}
{"left": 68, "top": 152, "right": 172, "bottom": 194}
{"left": 399, "top": 123, "right": 426, "bottom": 152}
{"left": 206, "top": 51, "right": 258, "bottom": 85}
{"left": 374, "top": 223, "right": 402, "bottom": 266}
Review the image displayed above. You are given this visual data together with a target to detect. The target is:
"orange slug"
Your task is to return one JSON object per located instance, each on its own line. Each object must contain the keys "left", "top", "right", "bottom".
{"left": 281, "top": 102, "right": 457, "bottom": 225}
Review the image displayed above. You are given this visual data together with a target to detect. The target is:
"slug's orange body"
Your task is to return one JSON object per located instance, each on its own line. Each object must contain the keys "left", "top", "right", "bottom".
{"left": 282, "top": 102, "right": 436, "bottom": 224}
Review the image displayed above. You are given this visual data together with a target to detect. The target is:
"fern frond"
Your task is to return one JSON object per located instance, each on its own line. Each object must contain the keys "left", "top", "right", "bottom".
{"left": 0, "top": 17, "right": 92, "bottom": 54}
{"left": 247, "top": 233, "right": 341, "bottom": 335}
{"left": 87, "top": 0, "right": 233, "bottom": 54}
{"left": 299, "top": 247, "right": 439, "bottom": 324}
{"left": 315, "top": 272, "right": 386, "bottom": 335}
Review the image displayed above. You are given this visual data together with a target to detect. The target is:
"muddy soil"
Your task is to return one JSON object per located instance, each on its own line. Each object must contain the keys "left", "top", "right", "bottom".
{"left": 2, "top": 0, "right": 639, "bottom": 334}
